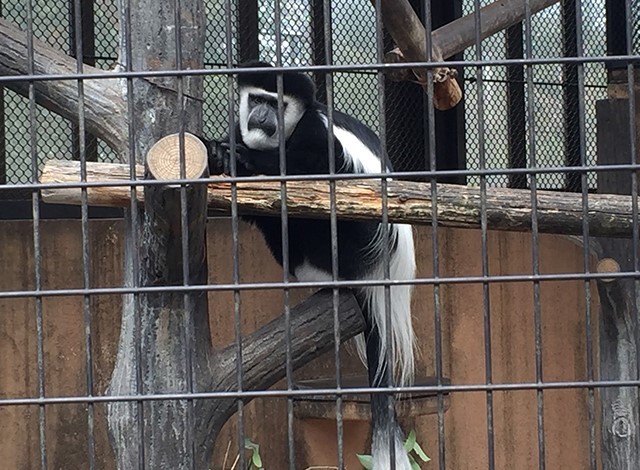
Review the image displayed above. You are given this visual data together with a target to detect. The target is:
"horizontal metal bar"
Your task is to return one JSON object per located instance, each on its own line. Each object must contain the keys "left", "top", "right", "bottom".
{"left": 0, "top": 379, "right": 632, "bottom": 407}
{"left": 7, "top": 162, "right": 640, "bottom": 193}
{"left": 1, "top": 54, "right": 639, "bottom": 84}
{"left": 0, "top": 270, "right": 638, "bottom": 300}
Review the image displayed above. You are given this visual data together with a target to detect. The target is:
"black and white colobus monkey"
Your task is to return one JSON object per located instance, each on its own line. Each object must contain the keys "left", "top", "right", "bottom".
{"left": 203, "top": 62, "right": 416, "bottom": 470}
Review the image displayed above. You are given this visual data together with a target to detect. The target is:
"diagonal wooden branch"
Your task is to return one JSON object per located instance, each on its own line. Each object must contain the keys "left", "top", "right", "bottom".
{"left": 375, "top": 0, "right": 560, "bottom": 109}
{"left": 0, "top": 18, "right": 127, "bottom": 155}
{"left": 433, "top": 0, "right": 560, "bottom": 60}
{"left": 203, "top": 290, "right": 365, "bottom": 441}
{"left": 41, "top": 158, "right": 638, "bottom": 238}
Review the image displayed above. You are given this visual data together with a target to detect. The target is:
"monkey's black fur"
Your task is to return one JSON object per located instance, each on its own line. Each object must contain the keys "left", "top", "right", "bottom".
{"left": 199, "top": 62, "right": 414, "bottom": 469}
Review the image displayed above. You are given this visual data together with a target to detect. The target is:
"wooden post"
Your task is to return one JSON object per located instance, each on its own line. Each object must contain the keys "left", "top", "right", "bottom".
{"left": 107, "top": 130, "right": 213, "bottom": 469}
{"left": 595, "top": 98, "right": 640, "bottom": 469}
{"left": 506, "top": 22, "right": 527, "bottom": 189}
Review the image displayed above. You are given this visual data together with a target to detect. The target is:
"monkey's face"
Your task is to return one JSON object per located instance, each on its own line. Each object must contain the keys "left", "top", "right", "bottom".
{"left": 239, "top": 86, "right": 304, "bottom": 150}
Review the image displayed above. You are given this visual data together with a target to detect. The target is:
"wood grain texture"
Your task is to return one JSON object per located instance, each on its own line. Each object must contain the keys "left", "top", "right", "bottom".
{"left": 41, "top": 158, "right": 639, "bottom": 238}
{"left": 0, "top": 18, "right": 126, "bottom": 155}
{"left": 432, "top": 0, "right": 560, "bottom": 60}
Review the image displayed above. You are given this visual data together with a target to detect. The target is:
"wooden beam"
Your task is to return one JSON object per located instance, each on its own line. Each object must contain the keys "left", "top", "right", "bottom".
{"left": 374, "top": 0, "right": 560, "bottom": 110}
{"left": 207, "top": 289, "right": 366, "bottom": 436}
{"left": 40, "top": 158, "right": 639, "bottom": 238}
{"left": 373, "top": 0, "right": 463, "bottom": 110}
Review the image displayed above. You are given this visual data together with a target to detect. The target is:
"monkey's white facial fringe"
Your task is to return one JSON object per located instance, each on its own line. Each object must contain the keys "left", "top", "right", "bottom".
{"left": 239, "top": 86, "right": 306, "bottom": 151}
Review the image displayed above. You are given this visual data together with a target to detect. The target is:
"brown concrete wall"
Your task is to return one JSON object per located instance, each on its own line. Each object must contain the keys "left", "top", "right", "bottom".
{"left": 0, "top": 219, "right": 598, "bottom": 469}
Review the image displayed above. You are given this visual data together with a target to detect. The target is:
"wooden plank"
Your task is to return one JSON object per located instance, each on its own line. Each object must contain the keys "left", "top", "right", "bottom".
{"left": 595, "top": 98, "right": 640, "bottom": 469}
{"left": 0, "top": 220, "right": 600, "bottom": 469}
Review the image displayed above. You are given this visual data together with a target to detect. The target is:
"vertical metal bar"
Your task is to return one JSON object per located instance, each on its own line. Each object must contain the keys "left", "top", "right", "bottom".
{"left": 572, "top": 1, "right": 596, "bottom": 467}
{"left": 69, "top": 0, "right": 98, "bottom": 162}
{"left": 422, "top": 1, "right": 446, "bottom": 468}
{"left": 24, "top": 0, "right": 46, "bottom": 467}
{"left": 431, "top": 0, "right": 466, "bottom": 185}
{"left": 237, "top": 0, "right": 259, "bottom": 62}
{"left": 172, "top": 0, "right": 196, "bottom": 468}
{"left": 373, "top": 0, "right": 395, "bottom": 466}
{"left": 524, "top": 2, "right": 545, "bottom": 468}
{"left": 121, "top": 0, "right": 146, "bottom": 465}
{"left": 321, "top": 0, "right": 344, "bottom": 467}
{"left": 562, "top": 0, "right": 581, "bottom": 191}
{"left": 506, "top": 22, "right": 527, "bottom": 189}
{"left": 272, "top": 2, "right": 295, "bottom": 468}
{"left": 225, "top": 0, "right": 246, "bottom": 467}
{"left": 383, "top": 0, "right": 424, "bottom": 175}
{"left": 472, "top": 0, "right": 495, "bottom": 468}
{"left": 72, "top": 0, "right": 96, "bottom": 467}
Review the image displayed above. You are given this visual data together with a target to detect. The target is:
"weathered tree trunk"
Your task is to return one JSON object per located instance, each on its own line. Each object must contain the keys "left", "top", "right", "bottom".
{"left": 41, "top": 158, "right": 640, "bottom": 239}
{"left": 105, "top": 1, "right": 211, "bottom": 468}
{"left": 595, "top": 98, "right": 640, "bottom": 469}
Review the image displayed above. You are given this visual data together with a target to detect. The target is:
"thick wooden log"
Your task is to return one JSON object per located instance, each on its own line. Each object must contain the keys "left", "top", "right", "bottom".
{"left": 41, "top": 158, "right": 638, "bottom": 238}
{"left": 0, "top": 18, "right": 126, "bottom": 155}
{"left": 375, "top": 0, "right": 560, "bottom": 110}
{"left": 107, "top": 132, "right": 214, "bottom": 470}
{"left": 595, "top": 98, "right": 640, "bottom": 469}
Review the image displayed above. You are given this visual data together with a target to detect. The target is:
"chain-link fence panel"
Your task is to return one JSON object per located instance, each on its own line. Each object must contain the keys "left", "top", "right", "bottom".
{"left": 463, "top": 0, "right": 608, "bottom": 190}
{"left": 0, "top": 0, "right": 631, "bottom": 192}
{"left": 2, "top": 0, "right": 73, "bottom": 188}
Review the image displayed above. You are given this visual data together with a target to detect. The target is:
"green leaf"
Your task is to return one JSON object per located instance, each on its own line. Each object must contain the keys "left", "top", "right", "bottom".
{"left": 251, "top": 452, "right": 263, "bottom": 469}
{"left": 356, "top": 453, "right": 374, "bottom": 469}
{"left": 243, "top": 438, "right": 263, "bottom": 469}
{"left": 244, "top": 438, "right": 259, "bottom": 452}
{"left": 408, "top": 453, "right": 421, "bottom": 470}
{"left": 404, "top": 430, "right": 417, "bottom": 452}
{"left": 412, "top": 440, "right": 431, "bottom": 462}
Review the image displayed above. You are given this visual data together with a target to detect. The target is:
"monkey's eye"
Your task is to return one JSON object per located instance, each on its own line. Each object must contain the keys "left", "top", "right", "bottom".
{"left": 250, "top": 95, "right": 267, "bottom": 105}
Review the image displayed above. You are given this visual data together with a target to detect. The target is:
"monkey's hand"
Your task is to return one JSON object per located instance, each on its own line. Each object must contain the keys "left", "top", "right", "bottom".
{"left": 204, "top": 139, "right": 249, "bottom": 176}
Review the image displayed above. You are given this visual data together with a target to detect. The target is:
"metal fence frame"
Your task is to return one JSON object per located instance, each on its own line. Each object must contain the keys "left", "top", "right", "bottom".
{"left": 0, "top": 0, "right": 639, "bottom": 469}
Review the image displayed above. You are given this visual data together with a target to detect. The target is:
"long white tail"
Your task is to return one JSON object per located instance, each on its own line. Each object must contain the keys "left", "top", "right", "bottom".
{"left": 356, "top": 223, "right": 416, "bottom": 386}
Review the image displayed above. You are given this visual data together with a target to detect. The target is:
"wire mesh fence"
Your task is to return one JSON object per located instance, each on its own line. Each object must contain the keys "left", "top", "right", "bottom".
{"left": 0, "top": 0, "right": 639, "bottom": 469}
{"left": 1, "top": 0, "right": 635, "bottom": 191}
